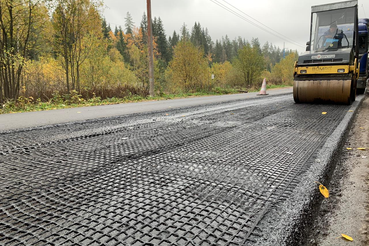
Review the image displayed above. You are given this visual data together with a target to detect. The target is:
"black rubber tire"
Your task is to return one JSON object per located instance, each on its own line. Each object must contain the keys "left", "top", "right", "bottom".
{"left": 348, "top": 79, "right": 356, "bottom": 105}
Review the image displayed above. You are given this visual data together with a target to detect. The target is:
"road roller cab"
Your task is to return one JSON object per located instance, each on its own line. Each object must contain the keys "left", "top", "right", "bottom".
{"left": 357, "top": 18, "right": 369, "bottom": 94}
{"left": 294, "top": 0, "right": 359, "bottom": 104}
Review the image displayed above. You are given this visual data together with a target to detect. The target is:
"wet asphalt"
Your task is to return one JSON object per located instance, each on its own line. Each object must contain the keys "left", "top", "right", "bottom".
{"left": 0, "top": 89, "right": 365, "bottom": 245}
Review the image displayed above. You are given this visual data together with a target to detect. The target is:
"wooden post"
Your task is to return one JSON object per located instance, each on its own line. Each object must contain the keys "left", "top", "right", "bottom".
{"left": 147, "top": 0, "right": 155, "bottom": 97}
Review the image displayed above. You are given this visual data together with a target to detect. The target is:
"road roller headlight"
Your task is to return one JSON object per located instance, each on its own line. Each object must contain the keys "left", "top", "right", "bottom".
{"left": 337, "top": 69, "right": 345, "bottom": 73}
{"left": 300, "top": 70, "right": 307, "bottom": 74}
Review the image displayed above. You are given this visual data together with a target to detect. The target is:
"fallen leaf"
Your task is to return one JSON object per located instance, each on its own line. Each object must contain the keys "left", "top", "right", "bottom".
{"left": 77, "top": 112, "right": 81, "bottom": 114}
{"left": 346, "top": 148, "right": 352, "bottom": 150}
{"left": 165, "top": 114, "right": 169, "bottom": 116}
{"left": 357, "top": 148, "right": 366, "bottom": 151}
{"left": 315, "top": 181, "right": 329, "bottom": 198}
{"left": 319, "top": 184, "right": 329, "bottom": 198}
{"left": 348, "top": 110, "right": 353, "bottom": 112}
{"left": 322, "top": 112, "right": 327, "bottom": 115}
{"left": 341, "top": 234, "right": 353, "bottom": 241}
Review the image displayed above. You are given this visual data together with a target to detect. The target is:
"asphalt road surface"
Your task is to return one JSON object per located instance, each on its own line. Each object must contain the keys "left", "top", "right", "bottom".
{"left": 0, "top": 88, "right": 292, "bottom": 131}
{"left": 0, "top": 89, "right": 364, "bottom": 245}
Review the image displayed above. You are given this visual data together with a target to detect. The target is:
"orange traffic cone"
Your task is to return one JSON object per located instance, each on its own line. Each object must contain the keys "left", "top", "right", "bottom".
{"left": 258, "top": 78, "right": 268, "bottom": 95}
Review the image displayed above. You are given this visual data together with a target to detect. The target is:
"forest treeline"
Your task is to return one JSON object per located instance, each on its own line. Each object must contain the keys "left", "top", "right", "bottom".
{"left": 0, "top": 0, "right": 298, "bottom": 105}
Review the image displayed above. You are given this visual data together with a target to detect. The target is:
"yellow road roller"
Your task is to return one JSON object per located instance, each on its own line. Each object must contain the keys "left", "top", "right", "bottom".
{"left": 294, "top": 0, "right": 359, "bottom": 104}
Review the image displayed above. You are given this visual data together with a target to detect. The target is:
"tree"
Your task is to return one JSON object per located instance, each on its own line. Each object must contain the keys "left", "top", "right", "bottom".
{"left": 170, "top": 31, "right": 180, "bottom": 47}
{"left": 116, "top": 26, "right": 128, "bottom": 63}
{"left": 211, "top": 61, "right": 232, "bottom": 88}
{"left": 152, "top": 17, "right": 169, "bottom": 64}
{"left": 191, "top": 22, "right": 202, "bottom": 47}
{"left": 101, "top": 18, "right": 111, "bottom": 40}
{"left": 271, "top": 52, "right": 298, "bottom": 85}
{"left": 0, "top": 0, "right": 45, "bottom": 102}
{"left": 166, "top": 40, "right": 209, "bottom": 92}
{"left": 251, "top": 37, "right": 261, "bottom": 55}
{"left": 125, "top": 12, "right": 134, "bottom": 35}
{"left": 233, "top": 42, "right": 264, "bottom": 87}
{"left": 140, "top": 12, "right": 147, "bottom": 45}
{"left": 27, "top": 4, "right": 54, "bottom": 60}
{"left": 190, "top": 22, "right": 212, "bottom": 57}
{"left": 52, "top": 0, "right": 102, "bottom": 92}
{"left": 213, "top": 40, "right": 223, "bottom": 63}
{"left": 262, "top": 41, "right": 272, "bottom": 72}
{"left": 222, "top": 35, "right": 233, "bottom": 62}
{"left": 180, "top": 23, "right": 190, "bottom": 41}
{"left": 168, "top": 30, "right": 179, "bottom": 62}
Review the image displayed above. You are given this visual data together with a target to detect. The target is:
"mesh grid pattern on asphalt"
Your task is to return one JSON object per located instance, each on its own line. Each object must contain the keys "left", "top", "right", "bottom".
{"left": 0, "top": 95, "right": 350, "bottom": 245}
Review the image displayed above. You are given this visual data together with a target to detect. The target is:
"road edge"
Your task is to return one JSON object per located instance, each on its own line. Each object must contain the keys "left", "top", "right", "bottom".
{"left": 259, "top": 94, "right": 366, "bottom": 245}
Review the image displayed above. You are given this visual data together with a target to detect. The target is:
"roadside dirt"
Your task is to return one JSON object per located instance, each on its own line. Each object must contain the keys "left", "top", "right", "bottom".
{"left": 307, "top": 93, "right": 369, "bottom": 246}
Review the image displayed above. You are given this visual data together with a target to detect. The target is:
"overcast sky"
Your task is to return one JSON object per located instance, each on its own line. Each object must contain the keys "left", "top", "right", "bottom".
{"left": 102, "top": 0, "right": 369, "bottom": 53}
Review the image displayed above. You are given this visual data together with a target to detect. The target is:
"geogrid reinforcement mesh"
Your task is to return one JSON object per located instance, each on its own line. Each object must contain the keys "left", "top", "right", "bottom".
{"left": 0, "top": 95, "right": 350, "bottom": 245}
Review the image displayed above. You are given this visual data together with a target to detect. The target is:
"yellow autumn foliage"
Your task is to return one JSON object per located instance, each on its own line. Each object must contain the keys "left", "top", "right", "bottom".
{"left": 211, "top": 61, "right": 233, "bottom": 88}
{"left": 166, "top": 40, "right": 209, "bottom": 93}
{"left": 23, "top": 57, "right": 65, "bottom": 98}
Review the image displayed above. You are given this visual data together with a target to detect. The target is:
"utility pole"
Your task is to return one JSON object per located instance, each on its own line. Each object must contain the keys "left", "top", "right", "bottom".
{"left": 147, "top": 0, "right": 155, "bottom": 97}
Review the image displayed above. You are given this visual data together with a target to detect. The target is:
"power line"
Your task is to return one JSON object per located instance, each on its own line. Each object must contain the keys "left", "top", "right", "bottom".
{"left": 220, "top": 0, "right": 303, "bottom": 46}
{"left": 211, "top": 0, "right": 304, "bottom": 48}
{"left": 210, "top": 0, "right": 304, "bottom": 48}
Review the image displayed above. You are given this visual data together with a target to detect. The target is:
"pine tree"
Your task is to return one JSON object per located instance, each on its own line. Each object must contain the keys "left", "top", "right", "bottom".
{"left": 170, "top": 31, "right": 180, "bottom": 47}
{"left": 222, "top": 36, "right": 233, "bottom": 62}
{"left": 153, "top": 17, "right": 169, "bottom": 63}
{"left": 251, "top": 38, "right": 262, "bottom": 55}
{"left": 203, "top": 28, "right": 212, "bottom": 56}
{"left": 213, "top": 40, "right": 223, "bottom": 63}
{"left": 180, "top": 23, "right": 190, "bottom": 41}
{"left": 168, "top": 31, "right": 179, "bottom": 61}
{"left": 190, "top": 23, "right": 212, "bottom": 56}
{"left": 191, "top": 22, "right": 202, "bottom": 47}
{"left": 102, "top": 18, "right": 111, "bottom": 40}
{"left": 140, "top": 13, "right": 148, "bottom": 45}
{"left": 114, "top": 26, "right": 119, "bottom": 37}
{"left": 116, "top": 26, "right": 129, "bottom": 63}
{"left": 125, "top": 12, "right": 134, "bottom": 35}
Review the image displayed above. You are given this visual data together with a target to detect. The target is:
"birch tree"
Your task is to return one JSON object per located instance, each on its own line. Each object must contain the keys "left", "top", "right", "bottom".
{"left": 0, "top": 0, "right": 44, "bottom": 102}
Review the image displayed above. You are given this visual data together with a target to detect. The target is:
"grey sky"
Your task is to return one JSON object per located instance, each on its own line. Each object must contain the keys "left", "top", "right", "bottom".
{"left": 102, "top": 0, "right": 369, "bottom": 53}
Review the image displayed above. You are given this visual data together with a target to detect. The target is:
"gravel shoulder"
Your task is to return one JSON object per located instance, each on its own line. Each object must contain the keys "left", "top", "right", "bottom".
{"left": 307, "top": 92, "right": 369, "bottom": 245}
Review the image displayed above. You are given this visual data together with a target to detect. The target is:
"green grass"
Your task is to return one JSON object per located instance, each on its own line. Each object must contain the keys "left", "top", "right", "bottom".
{"left": 0, "top": 85, "right": 291, "bottom": 114}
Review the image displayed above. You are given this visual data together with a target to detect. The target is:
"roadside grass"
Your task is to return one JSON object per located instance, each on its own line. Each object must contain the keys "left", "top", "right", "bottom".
{"left": 0, "top": 85, "right": 290, "bottom": 114}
